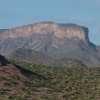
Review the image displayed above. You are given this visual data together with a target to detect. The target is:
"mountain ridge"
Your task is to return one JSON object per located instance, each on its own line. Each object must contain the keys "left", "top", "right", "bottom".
{"left": 0, "top": 22, "right": 89, "bottom": 41}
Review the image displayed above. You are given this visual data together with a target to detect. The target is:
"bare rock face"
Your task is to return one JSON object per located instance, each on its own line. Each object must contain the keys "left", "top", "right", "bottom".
{"left": 0, "top": 22, "right": 89, "bottom": 41}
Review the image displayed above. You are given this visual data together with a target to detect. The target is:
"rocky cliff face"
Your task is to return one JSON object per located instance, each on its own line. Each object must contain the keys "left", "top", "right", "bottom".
{"left": 0, "top": 22, "right": 89, "bottom": 41}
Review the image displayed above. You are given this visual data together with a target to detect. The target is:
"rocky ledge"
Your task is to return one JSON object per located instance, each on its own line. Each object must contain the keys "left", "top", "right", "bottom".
{"left": 0, "top": 22, "right": 89, "bottom": 41}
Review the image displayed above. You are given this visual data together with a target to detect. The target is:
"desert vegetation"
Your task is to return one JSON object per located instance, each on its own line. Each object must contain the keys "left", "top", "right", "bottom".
{"left": 0, "top": 59, "right": 99, "bottom": 100}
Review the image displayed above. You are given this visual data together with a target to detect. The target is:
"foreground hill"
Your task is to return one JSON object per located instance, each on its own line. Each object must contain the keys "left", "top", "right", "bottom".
{"left": 0, "top": 57, "right": 100, "bottom": 100}
{"left": 0, "top": 55, "right": 25, "bottom": 78}
{"left": 0, "top": 22, "right": 100, "bottom": 66}
{"left": 0, "top": 55, "right": 34, "bottom": 99}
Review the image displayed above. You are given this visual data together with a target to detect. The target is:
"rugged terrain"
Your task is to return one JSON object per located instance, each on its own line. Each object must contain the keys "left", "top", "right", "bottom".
{"left": 0, "top": 22, "right": 100, "bottom": 66}
{"left": 0, "top": 56, "right": 100, "bottom": 99}
{"left": 0, "top": 55, "right": 33, "bottom": 99}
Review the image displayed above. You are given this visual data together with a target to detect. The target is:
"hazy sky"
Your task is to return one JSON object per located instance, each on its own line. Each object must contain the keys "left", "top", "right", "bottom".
{"left": 0, "top": 0, "right": 100, "bottom": 45}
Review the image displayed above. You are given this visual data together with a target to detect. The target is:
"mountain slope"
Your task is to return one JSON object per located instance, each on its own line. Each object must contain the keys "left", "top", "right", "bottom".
{"left": 7, "top": 48, "right": 54, "bottom": 65}
{"left": 7, "top": 48, "right": 87, "bottom": 67}
{"left": 0, "top": 22, "right": 100, "bottom": 66}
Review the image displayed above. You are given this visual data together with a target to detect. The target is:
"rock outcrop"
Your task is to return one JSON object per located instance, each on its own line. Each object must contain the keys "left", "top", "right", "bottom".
{"left": 0, "top": 22, "right": 89, "bottom": 41}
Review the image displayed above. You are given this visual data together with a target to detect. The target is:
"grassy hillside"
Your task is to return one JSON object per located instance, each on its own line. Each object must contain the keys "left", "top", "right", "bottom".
{"left": 1, "top": 59, "right": 99, "bottom": 100}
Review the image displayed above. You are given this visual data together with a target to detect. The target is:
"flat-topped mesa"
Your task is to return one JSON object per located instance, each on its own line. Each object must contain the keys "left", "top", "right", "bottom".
{"left": 0, "top": 22, "right": 89, "bottom": 41}
{"left": 54, "top": 23, "right": 89, "bottom": 41}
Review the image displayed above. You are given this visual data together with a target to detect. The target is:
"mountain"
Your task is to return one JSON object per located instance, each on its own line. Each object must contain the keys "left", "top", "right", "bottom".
{"left": 0, "top": 22, "right": 100, "bottom": 66}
